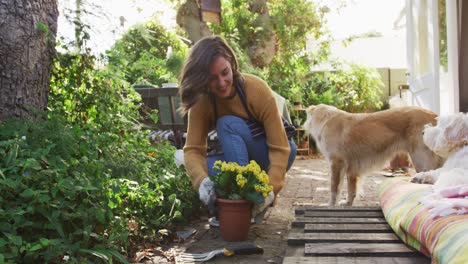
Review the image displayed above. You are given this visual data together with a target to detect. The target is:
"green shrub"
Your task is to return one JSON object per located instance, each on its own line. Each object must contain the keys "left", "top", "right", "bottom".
{"left": 304, "top": 63, "right": 384, "bottom": 112}
{"left": 0, "top": 116, "right": 117, "bottom": 263}
{"left": 0, "top": 44, "right": 201, "bottom": 262}
{"left": 0, "top": 114, "right": 200, "bottom": 263}
{"left": 105, "top": 21, "right": 188, "bottom": 86}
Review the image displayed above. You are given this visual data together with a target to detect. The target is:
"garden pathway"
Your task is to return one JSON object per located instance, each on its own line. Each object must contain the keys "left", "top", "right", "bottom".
{"left": 146, "top": 156, "right": 409, "bottom": 263}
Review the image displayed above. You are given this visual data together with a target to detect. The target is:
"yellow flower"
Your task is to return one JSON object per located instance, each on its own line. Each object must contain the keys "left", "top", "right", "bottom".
{"left": 236, "top": 174, "right": 247, "bottom": 188}
{"left": 211, "top": 160, "right": 274, "bottom": 203}
{"left": 254, "top": 185, "right": 261, "bottom": 192}
{"left": 257, "top": 171, "right": 269, "bottom": 184}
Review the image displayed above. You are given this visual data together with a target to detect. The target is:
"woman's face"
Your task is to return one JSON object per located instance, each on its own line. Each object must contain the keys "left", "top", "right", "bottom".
{"left": 208, "top": 56, "right": 234, "bottom": 99}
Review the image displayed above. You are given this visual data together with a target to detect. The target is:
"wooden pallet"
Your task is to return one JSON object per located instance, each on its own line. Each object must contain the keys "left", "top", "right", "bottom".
{"left": 284, "top": 206, "right": 430, "bottom": 264}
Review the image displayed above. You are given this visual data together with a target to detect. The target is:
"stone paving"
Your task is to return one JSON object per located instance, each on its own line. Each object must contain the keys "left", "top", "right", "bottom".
{"left": 149, "top": 156, "right": 410, "bottom": 264}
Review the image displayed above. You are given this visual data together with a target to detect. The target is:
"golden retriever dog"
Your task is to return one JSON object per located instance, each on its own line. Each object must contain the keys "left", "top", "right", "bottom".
{"left": 303, "top": 104, "right": 444, "bottom": 206}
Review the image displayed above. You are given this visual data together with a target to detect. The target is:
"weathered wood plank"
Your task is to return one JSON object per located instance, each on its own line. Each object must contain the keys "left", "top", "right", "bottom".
{"left": 295, "top": 206, "right": 381, "bottom": 215}
{"left": 304, "top": 211, "right": 383, "bottom": 218}
{"left": 282, "top": 256, "right": 430, "bottom": 264}
{"left": 292, "top": 217, "right": 387, "bottom": 228}
{"left": 287, "top": 232, "right": 401, "bottom": 246}
{"left": 304, "top": 223, "right": 392, "bottom": 233}
{"left": 286, "top": 205, "right": 429, "bottom": 263}
{"left": 304, "top": 243, "right": 420, "bottom": 257}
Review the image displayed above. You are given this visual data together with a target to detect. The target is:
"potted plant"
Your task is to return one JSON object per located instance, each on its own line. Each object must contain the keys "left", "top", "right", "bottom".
{"left": 209, "top": 160, "right": 274, "bottom": 241}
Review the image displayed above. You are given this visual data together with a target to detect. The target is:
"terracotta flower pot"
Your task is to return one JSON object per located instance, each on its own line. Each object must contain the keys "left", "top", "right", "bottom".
{"left": 217, "top": 198, "right": 253, "bottom": 241}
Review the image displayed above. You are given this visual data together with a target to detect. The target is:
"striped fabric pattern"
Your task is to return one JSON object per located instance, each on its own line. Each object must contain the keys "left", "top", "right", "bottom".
{"left": 245, "top": 117, "right": 296, "bottom": 140}
{"left": 378, "top": 177, "right": 468, "bottom": 264}
{"left": 246, "top": 119, "right": 265, "bottom": 139}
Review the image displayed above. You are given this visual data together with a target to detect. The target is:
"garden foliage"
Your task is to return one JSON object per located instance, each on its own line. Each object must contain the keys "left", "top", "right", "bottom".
{"left": 105, "top": 21, "right": 188, "bottom": 87}
{"left": 0, "top": 46, "right": 200, "bottom": 263}
{"left": 305, "top": 63, "right": 384, "bottom": 112}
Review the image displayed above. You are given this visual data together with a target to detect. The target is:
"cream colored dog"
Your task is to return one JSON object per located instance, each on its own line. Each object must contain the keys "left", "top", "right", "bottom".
{"left": 411, "top": 113, "right": 468, "bottom": 188}
{"left": 303, "top": 104, "right": 443, "bottom": 206}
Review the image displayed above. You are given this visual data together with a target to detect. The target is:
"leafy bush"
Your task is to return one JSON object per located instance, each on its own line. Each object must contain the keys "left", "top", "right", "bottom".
{"left": 0, "top": 47, "right": 201, "bottom": 262}
{"left": 0, "top": 115, "right": 199, "bottom": 263}
{"left": 0, "top": 116, "right": 119, "bottom": 263}
{"left": 304, "top": 63, "right": 384, "bottom": 112}
{"left": 105, "top": 21, "right": 188, "bottom": 86}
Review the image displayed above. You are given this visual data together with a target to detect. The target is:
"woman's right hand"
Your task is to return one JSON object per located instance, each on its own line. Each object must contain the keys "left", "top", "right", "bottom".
{"left": 199, "top": 177, "right": 217, "bottom": 215}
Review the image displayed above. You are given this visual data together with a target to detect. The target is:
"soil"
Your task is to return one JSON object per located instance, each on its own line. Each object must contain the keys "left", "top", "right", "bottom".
{"left": 138, "top": 155, "right": 412, "bottom": 263}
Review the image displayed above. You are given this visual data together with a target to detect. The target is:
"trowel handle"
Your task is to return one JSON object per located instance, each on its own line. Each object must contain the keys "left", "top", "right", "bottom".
{"left": 223, "top": 245, "right": 264, "bottom": 256}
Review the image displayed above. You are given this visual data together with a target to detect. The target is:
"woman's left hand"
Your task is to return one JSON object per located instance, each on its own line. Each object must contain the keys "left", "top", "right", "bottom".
{"left": 199, "top": 177, "right": 217, "bottom": 215}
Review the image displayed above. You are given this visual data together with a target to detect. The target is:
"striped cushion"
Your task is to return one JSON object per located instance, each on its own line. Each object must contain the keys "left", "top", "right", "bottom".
{"left": 379, "top": 177, "right": 468, "bottom": 263}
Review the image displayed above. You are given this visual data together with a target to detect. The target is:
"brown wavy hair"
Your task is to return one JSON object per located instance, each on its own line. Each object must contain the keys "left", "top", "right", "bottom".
{"left": 178, "top": 36, "right": 241, "bottom": 115}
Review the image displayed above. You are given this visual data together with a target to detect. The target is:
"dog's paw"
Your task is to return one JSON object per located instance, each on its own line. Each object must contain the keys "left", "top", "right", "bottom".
{"left": 411, "top": 172, "right": 436, "bottom": 184}
{"left": 338, "top": 200, "right": 352, "bottom": 206}
{"left": 410, "top": 176, "right": 420, "bottom": 183}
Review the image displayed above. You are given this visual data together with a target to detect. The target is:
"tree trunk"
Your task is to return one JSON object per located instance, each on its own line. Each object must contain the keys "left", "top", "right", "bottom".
{"left": 0, "top": 0, "right": 58, "bottom": 121}
{"left": 176, "top": 0, "right": 212, "bottom": 45}
{"left": 247, "top": 0, "right": 276, "bottom": 68}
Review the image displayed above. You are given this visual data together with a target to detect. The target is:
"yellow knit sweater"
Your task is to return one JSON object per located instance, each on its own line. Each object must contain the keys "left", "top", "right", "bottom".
{"left": 183, "top": 73, "right": 291, "bottom": 194}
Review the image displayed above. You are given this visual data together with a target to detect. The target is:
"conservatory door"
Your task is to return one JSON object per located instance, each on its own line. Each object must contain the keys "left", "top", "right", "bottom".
{"left": 406, "top": 0, "right": 440, "bottom": 114}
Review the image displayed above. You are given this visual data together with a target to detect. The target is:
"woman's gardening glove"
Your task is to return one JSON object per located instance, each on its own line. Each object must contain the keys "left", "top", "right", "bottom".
{"left": 252, "top": 191, "right": 275, "bottom": 224}
{"left": 199, "top": 177, "right": 217, "bottom": 215}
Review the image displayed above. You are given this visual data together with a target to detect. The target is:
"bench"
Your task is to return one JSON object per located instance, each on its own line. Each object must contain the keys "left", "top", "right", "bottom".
{"left": 135, "top": 84, "right": 219, "bottom": 151}
{"left": 135, "top": 85, "right": 187, "bottom": 149}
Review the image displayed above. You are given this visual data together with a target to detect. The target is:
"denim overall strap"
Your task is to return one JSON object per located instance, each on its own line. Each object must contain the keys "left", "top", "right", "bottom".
{"left": 209, "top": 77, "right": 251, "bottom": 121}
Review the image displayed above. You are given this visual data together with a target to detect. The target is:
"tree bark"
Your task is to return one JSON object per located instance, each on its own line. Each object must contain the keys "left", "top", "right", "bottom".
{"left": 247, "top": 0, "right": 276, "bottom": 68}
{"left": 0, "top": 0, "right": 58, "bottom": 121}
{"left": 176, "top": 0, "right": 212, "bottom": 45}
